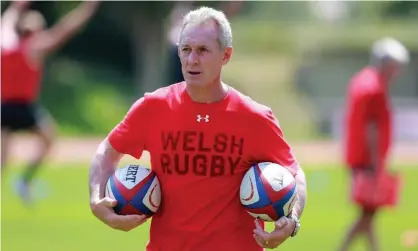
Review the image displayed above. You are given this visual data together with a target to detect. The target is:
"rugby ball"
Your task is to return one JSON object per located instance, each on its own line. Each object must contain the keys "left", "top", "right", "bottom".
{"left": 240, "top": 162, "right": 297, "bottom": 221}
{"left": 105, "top": 164, "right": 161, "bottom": 217}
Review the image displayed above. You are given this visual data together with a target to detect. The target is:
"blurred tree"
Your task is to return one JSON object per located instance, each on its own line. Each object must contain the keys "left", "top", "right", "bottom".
{"left": 97, "top": 1, "right": 244, "bottom": 94}
{"left": 383, "top": 1, "right": 418, "bottom": 18}
{"left": 349, "top": 1, "right": 418, "bottom": 21}
{"left": 2, "top": 1, "right": 245, "bottom": 95}
{"left": 100, "top": 1, "right": 176, "bottom": 94}
{"left": 350, "top": 1, "right": 394, "bottom": 21}
{"left": 1, "top": 1, "right": 247, "bottom": 135}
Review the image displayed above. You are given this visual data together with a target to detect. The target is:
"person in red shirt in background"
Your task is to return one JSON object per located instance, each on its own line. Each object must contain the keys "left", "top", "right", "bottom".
{"left": 1, "top": 0, "right": 100, "bottom": 204}
{"left": 89, "top": 6, "right": 307, "bottom": 251}
{"left": 338, "top": 37, "right": 409, "bottom": 251}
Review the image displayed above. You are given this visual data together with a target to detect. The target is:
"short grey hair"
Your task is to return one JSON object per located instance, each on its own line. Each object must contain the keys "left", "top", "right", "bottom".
{"left": 178, "top": 6, "right": 233, "bottom": 50}
{"left": 370, "top": 37, "right": 409, "bottom": 66}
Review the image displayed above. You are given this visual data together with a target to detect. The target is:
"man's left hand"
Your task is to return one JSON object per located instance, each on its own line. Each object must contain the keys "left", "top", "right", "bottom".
{"left": 253, "top": 216, "right": 296, "bottom": 249}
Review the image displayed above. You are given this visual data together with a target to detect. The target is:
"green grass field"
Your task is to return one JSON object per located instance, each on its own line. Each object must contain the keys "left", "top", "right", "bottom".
{"left": 2, "top": 164, "right": 417, "bottom": 251}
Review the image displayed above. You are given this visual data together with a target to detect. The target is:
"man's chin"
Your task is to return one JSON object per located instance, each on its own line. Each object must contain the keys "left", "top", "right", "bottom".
{"left": 185, "top": 79, "right": 205, "bottom": 86}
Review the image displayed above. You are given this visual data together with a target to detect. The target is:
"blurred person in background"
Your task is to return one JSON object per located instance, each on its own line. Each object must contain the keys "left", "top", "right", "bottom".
{"left": 338, "top": 37, "right": 409, "bottom": 251}
{"left": 166, "top": 1, "right": 244, "bottom": 85}
{"left": 1, "top": 0, "right": 100, "bottom": 205}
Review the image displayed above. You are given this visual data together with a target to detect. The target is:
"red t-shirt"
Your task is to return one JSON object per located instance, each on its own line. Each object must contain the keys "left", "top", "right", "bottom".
{"left": 108, "top": 82, "right": 299, "bottom": 251}
{"left": 1, "top": 36, "right": 43, "bottom": 103}
{"left": 344, "top": 66, "right": 391, "bottom": 170}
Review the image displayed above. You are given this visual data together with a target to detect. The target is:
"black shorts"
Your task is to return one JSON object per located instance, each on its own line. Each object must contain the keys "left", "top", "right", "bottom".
{"left": 1, "top": 102, "right": 45, "bottom": 131}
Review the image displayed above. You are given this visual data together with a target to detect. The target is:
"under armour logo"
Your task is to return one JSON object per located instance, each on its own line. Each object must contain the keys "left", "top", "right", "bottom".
{"left": 197, "top": 115, "right": 209, "bottom": 122}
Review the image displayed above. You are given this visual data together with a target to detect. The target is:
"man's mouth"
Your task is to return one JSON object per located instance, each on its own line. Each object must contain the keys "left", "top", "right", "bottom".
{"left": 188, "top": 71, "right": 201, "bottom": 75}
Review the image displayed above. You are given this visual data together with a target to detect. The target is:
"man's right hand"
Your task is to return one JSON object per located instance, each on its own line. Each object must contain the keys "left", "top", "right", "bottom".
{"left": 12, "top": 0, "right": 31, "bottom": 10}
{"left": 90, "top": 197, "right": 148, "bottom": 232}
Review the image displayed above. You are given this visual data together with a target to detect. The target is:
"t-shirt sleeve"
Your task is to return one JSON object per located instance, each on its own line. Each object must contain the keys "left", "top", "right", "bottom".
{"left": 108, "top": 97, "right": 149, "bottom": 159}
{"left": 252, "top": 109, "right": 299, "bottom": 176}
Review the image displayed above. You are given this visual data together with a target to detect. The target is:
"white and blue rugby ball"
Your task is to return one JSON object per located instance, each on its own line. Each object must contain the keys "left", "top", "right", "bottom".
{"left": 240, "top": 162, "right": 297, "bottom": 222}
{"left": 105, "top": 164, "right": 161, "bottom": 217}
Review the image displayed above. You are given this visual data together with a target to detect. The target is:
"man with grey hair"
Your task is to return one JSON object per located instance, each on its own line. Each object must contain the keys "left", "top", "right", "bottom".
{"left": 166, "top": 1, "right": 244, "bottom": 85}
{"left": 339, "top": 37, "right": 409, "bottom": 251}
{"left": 89, "top": 6, "right": 307, "bottom": 251}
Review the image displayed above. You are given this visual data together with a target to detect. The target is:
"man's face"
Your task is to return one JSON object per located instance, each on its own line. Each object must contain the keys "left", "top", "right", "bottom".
{"left": 178, "top": 20, "right": 232, "bottom": 86}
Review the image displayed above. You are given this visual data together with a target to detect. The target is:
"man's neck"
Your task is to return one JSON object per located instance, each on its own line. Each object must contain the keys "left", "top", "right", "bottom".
{"left": 186, "top": 81, "right": 229, "bottom": 104}
{"left": 370, "top": 65, "right": 390, "bottom": 86}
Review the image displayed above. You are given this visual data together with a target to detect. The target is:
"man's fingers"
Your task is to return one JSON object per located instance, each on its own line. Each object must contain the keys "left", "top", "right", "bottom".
{"left": 253, "top": 234, "right": 267, "bottom": 248}
{"left": 120, "top": 214, "right": 148, "bottom": 230}
{"left": 253, "top": 227, "right": 271, "bottom": 242}
{"left": 253, "top": 217, "right": 291, "bottom": 249}
{"left": 107, "top": 214, "right": 147, "bottom": 232}
{"left": 123, "top": 214, "right": 147, "bottom": 224}
{"left": 274, "top": 216, "right": 288, "bottom": 228}
{"left": 100, "top": 197, "right": 117, "bottom": 208}
{"left": 139, "top": 216, "right": 148, "bottom": 225}
{"left": 253, "top": 218, "right": 274, "bottom": 242}
{"left": 275, "top": 216, "right": 289, "bottom": 229}
{"left": 254, "top": 230, "right": 273, "bottom": 242}
{"left": 253, "top": 234, "right": 280, "bottom": 249}
{"left": 254, "top": 219, "right": 263, "bottom": 230}
{"left": 92, "top": 198, "right": 146, "bottom": 232}
{"left": 253, "top": 219, "right": 267, "bottom": 239}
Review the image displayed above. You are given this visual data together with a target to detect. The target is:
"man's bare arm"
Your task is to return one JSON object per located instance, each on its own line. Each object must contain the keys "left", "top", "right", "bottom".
{"left": 30, "top": 1, "right": 99, "bottom": 58}
{"left": 1, "top": 1, "right": 30, "bottom": 49}
{"left": 89, "top": 138, "right": 148, "bottom": 231}
{"left": 292, "top": 165, "right": 307, "bottom": 218}
{"left": 89, "top": 138, "right": 123, "bottom": 205}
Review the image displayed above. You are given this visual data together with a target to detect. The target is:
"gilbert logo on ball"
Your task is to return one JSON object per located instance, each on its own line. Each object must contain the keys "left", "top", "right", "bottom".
{"left": 105, "top": 164, "right": 161, "bottom": 216}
